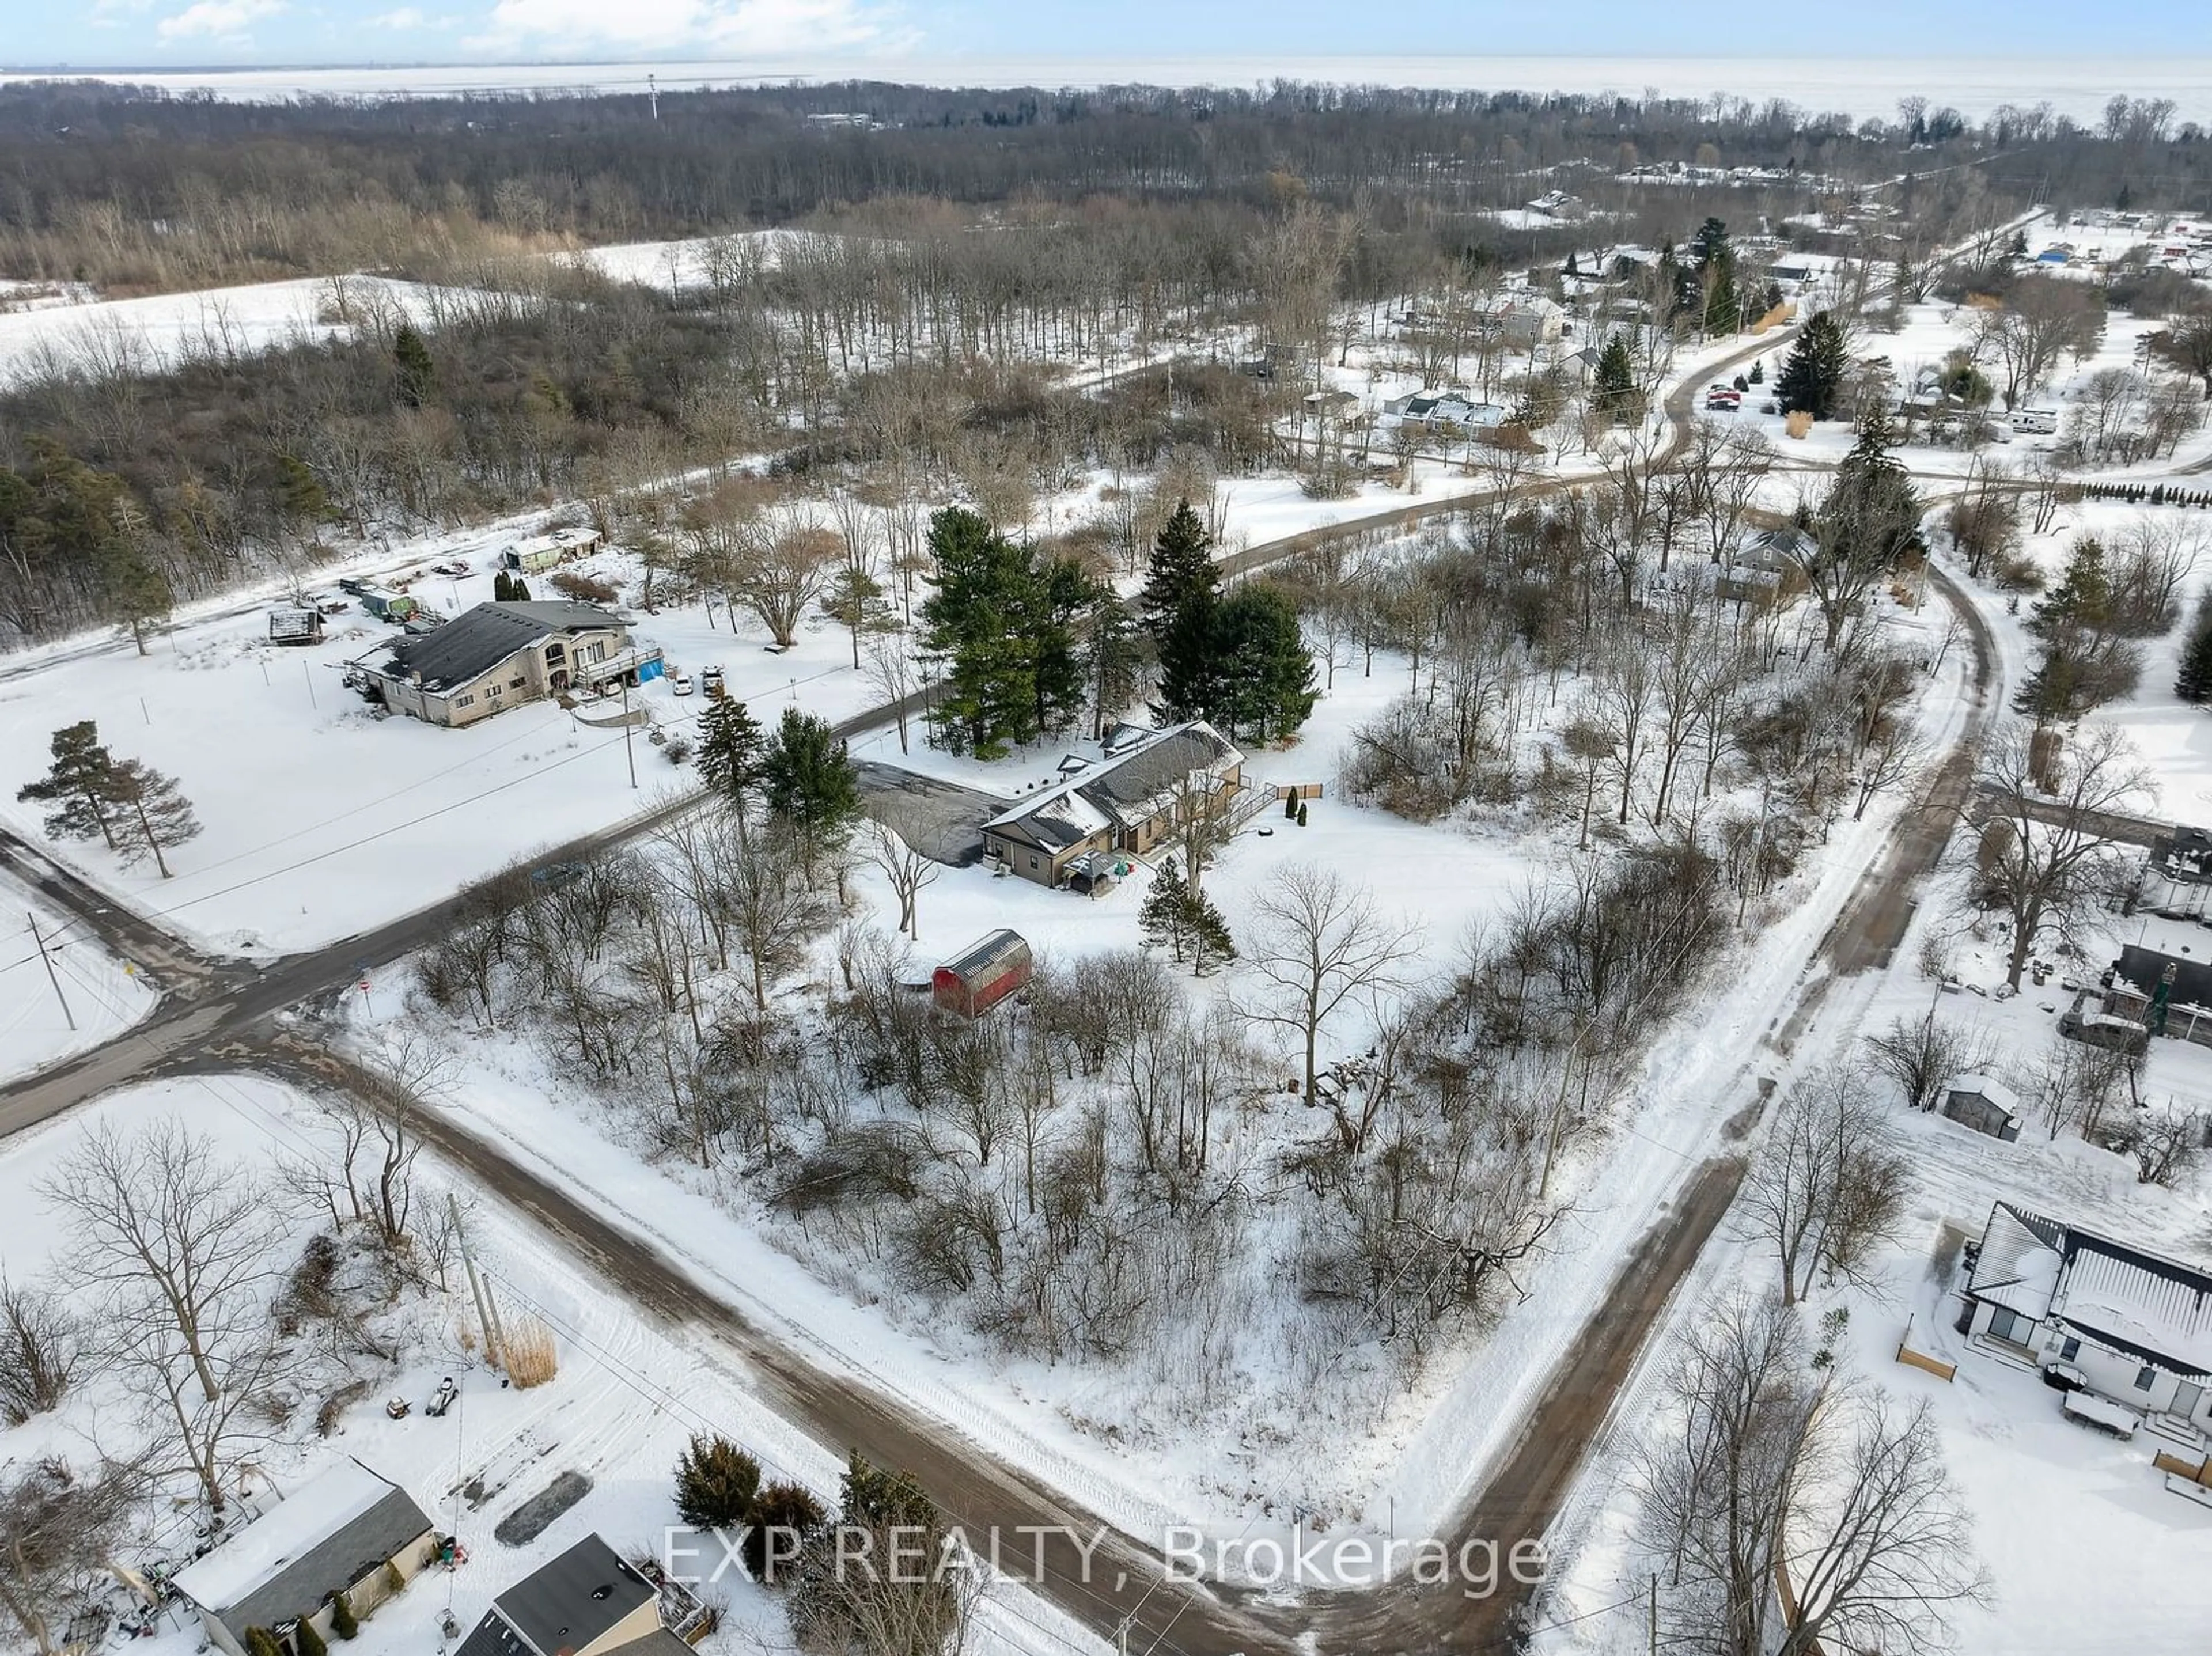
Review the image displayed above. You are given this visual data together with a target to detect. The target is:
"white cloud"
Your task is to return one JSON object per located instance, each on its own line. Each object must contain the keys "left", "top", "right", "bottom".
{"left": 156, "top": 0, "right": 282, "bottom": 38}
{"left": 470, "top": 0, "right": 889, "bottom": 54}
{"left": 368, "top": 5, "right": 454, "bottom": 24}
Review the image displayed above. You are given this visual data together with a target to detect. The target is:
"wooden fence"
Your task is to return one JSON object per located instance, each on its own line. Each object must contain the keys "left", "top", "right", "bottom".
{"left": 2155, "top": 1449, "right": 2211, "bottom": 1486}
{"left": 1895, "top": 1319, "right": 1957, "bottom": 1382}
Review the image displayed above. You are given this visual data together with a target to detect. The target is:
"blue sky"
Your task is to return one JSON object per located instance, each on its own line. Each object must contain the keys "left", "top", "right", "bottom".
{"left": 6, "top": 0, "right": 2184, "bottom": 71}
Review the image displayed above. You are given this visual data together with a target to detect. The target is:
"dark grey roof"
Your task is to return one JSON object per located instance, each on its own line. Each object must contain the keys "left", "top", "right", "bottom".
{"left": 211, "top": 1487, "right": 433, "bottom": 1640}
{"left": 459, "top": 1534, "right": 658, "bottom": 1656}
{"left": 384, "top": 601, "right": 623, "bottom": 694}
{"left": 2116, "top": 943, "right": 2212, "bottom": 1010}
{"left": 1077, "top": 723, "right": 1238, "bottom": 817}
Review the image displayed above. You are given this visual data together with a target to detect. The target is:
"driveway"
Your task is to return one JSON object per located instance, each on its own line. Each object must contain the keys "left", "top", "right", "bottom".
{"left": 854, "top": 759, "right": 1002, "bottom": 867}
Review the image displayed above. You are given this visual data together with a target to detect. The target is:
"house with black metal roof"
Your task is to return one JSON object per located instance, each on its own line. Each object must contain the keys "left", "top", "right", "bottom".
{"left": 1964, "top": 1200, "right": 2212, "bottom": 1435}
{"left": 454, "top": 1534, "right": 707, "bottom": 1656}
{"left": 361, "top": 601, "right": 657, "bottom": 728}
{"left": 171, "top": 1458, "right": 438, "bottom": 1656}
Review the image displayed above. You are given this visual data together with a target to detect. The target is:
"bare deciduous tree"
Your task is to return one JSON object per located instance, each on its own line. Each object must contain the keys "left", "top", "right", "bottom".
{"left": 1240, "top": 862, "right": 1421, "bottom": 1104}
{"left": 0, "top": 1457, "right": 145, "bottom": 1656}
{"left": 0, "top": 1278, "right": 80, "bottom": 1425}
{"left": 1968, "top": 719, "right": 2154, "bottom": 990}
{"left": 1738, "top": 1068, "right": 1910, "bottom": 1305}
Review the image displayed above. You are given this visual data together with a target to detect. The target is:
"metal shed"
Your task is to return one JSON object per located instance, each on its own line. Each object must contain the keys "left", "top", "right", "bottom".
{"left": 932, "top": 929, "right": 1031, "bottom": 1020}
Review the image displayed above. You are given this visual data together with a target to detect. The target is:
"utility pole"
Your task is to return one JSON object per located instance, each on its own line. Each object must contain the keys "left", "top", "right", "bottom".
{"left": 622, "top": 674, "right": 638, "bottom": 788}
{"left": 27, "top": 912, "right": 75, "bottom": 1031}
{"left": 647, "top": 73, "right": 658, "bottom": 120}
{"left": 450, "top": 1194, "right": 504, "bottom": 1371}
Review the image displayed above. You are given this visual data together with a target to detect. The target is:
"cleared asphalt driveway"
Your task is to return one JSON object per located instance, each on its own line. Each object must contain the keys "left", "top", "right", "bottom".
{"left": 854, "top": 759, "right": 1003, "bottom": 867}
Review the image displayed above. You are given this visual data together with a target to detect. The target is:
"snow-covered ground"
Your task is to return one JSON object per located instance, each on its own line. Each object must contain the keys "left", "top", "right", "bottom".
{"left": 0, "top": 1075, "right": 1102, "bottom": 1656}
{"left": 0, "top": 275, "right": 465, "bottom": 387}
{"left": 0, "top": 863, "right": 158, "bottom": 1080}
{"left": 0, "top": 538, "right": 874, "bottom": 957}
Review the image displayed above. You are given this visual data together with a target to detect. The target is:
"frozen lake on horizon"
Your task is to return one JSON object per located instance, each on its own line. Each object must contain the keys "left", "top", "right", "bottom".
{"left": 5, "top": 54, "right": 2211, "bottom": 124}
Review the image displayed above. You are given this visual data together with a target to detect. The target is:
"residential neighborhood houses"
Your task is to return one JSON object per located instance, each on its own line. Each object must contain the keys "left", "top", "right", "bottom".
{"left": 10, "top": 58, "right": 2212, "bottom": 1656}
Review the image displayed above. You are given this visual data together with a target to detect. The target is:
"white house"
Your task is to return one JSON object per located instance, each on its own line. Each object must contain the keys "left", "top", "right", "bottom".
{"left": 1963, "top": 1201, "right": 2212, "bottom": 1435}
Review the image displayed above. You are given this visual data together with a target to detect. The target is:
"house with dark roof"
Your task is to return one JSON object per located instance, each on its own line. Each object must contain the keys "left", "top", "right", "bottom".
{"left": 361, "top": 601, "right": 655, "bottom": 729}
{"left": 1963, "top": 1200, "right": 2212, "bottom": 1434}
{"left": 171, "top": 1459, "right": 437, "bottom": 1656}
{"left": 454, "top": 1534, "right": 708, "bottom": 1656}
{"left": 982, "top": 721, "right": 1245, "bottom": 889}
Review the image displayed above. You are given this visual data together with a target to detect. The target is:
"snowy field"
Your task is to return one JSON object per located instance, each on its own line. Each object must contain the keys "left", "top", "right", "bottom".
{"left": 6, "top": 57, "right": 2210, "bottom": 125}
{"left": 0, "top": 538, "right": 877, "bottom": 957}
{"left": 0, "top": 863, "right": 158, "bottom": 1081}
{"left": 0, "top": 275, "right": 460, "bottom": 387}
{"left": 0, "top": 1075, "right": 1101, "bottom": 1656}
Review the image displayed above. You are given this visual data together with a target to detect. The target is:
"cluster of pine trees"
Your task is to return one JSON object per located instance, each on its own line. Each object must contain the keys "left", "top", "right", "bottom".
{"left": 16, "top": 720, "right": 201, "bottom": 877}
{"left": 1141, "top": 500, "right": 1318, "bottom": 742}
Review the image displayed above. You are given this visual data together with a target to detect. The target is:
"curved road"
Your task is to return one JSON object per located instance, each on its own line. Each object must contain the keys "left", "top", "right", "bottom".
{"left": 0, "top": 319, "right": 2015, "bottom": 1656}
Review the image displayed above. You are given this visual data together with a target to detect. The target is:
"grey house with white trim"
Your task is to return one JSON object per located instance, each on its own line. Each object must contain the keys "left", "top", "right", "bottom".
{"left": 1964, "top": 1201, "right": 2212, "bottom": 1435}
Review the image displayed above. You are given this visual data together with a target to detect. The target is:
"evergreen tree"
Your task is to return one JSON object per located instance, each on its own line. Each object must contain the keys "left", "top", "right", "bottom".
{"left": 16, "top": 721, "right": 121, "bottom": 848}
{"left": 273, "top": 453, "right": 331, "bottom": 536}
{"left": 492, "top": 569, "right": 519, "bottom": 602}
{"left": 674, "top": 1434, "right": 763, "bottom": 1531}
{"left": 1213, "top": 586, "right": 1319, "bottom": 742}
{"left": 107, "top": 756, "right": 201, "bottom": 879}
{"left": 2016, "top": 536, "right": 2134, "bottom": 722}
{"left": 328, "top": 1593, "right": 358, "bottom": 1641}
{"left": 245, "top": 1629, "right": 283, "bottom": 1656}
{"left": 294, "top": 1617, "right": 329, "bottom": 1656}
{"left": 1749, "top": 358, "right": 1765, "bottom": 385}
{"left": 1184, "top": 886, "right": 1237, "bottom": 976}
{"left": 1086, "top": 598, "right": 1144, "bottom": 739}
{"left": 744, "top": 1480, "right": 828, "bottom": 1582}
{"left": 1138, "top": 499, "right": 1217, "bottom": 631}
{"left": 1139, "top": 856, "right": 1192, "bottom": 960}
{"left": 2176, "top": 590, "right": 2212, "bottom": 704}
{"left": 695, "top": 694, "right": 765, "bottom": 816}
{"left": 1778, "top": 309, "right": 1850, "bottom": 419}
{"left": 392, "top": 323, "right": 437, "bottom": 408}
{"left": 1691, "top": 217, "right": 1740, "bottom": 334}
{"left": 918, "top": 507, "right": 1093, "bottom": 756}
{"left": 761, "top": 708, "right": 859, "bottom": 878}
{"left": 1592, "top": 334, "right": 1638, "bottom": 420}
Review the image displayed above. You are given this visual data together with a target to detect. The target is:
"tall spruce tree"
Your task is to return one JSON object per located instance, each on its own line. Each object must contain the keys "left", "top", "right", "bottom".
{"left": 762, "top": 708, "right": 859, "bottom": 859}
{"left": 1213, "top": 586, "right": 1319, "bottom": 742}
{"left": 919, "top": 506, "right": 1095, "bottom": 756}
{"left": 2176, "top": 590, "right": 2212, "bottom": 704}
{"left": 392, "top": 323, "right": 437, "bottom": 408}
{"left": 696, "top": 694, "right": 766, "bottom": 816}
{"left": 1184, "top": 885, "right": 1237, "bottom": 976}
{"left": 1691, "top": 217, "right": 1740, "bottom": 335}
{"left": 1139, "top": 856, "right": 1192, "bottom": 961}
{"left": 1143, "top": 500, "right": 1224, "bottom": 723}
{"left": 1592, "top": 334, "right": 1638, "bottom": 420}
{"left": 16, "top": 721, "right": 121, "bottom": 848}
{"left": 2017, "top": 536, "right": 2133, "bottom": 722}
{"left": 1778, "top": 309, "right": 1850, "bottom": 419}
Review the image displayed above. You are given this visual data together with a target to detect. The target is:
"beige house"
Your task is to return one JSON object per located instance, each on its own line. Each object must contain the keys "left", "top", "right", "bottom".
{"left": 365, "top": 600, "right": 654, "bottom": 729}
{"left": 983, "top": 721, "right": 1245, "bottom": 888}
{"left": 455, "top": 1534, "right": 709, "bottom": 1656}
{"left": 171, "top": 1459, "right": 438, "bottom": 1656}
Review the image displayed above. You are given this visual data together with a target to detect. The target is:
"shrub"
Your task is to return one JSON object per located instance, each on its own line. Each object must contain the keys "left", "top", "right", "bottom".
{"left": 746, "top": 1481, "right": 828, "bottom": 1581}
{"left": 328, "top": 1593, "right": 359, "bottom": 1641}
{"left": 548, "top": 569, "right": 621, "bottom": 604}
{"left": 295, "top": 1616, "right": 329, "bottom": 1656}
{"left": 675, "top": 1435, "right": 762, "bottom": 1532}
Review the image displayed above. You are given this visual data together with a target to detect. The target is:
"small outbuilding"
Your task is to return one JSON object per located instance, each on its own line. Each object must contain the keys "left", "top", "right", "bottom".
{"left": 499, "top": 527, "right": 604, "bottom": 574}
{"left": 1940, "top": 1073, "right": 2023, "bottom": 1142}
{"left": 268, "top": 607, "right": 325, "bottom": 646}
{"left": 171, "top": 1459, "right": 437, "bottom": 1656}
{"left": 933, "top": 929, "right": 1031, "bottom": 1020}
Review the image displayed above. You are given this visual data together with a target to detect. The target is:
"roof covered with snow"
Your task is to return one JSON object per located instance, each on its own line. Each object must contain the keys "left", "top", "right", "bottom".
{"left": 1944, "top": 1073, "right": 2022, "bottom": 1116}
{"left": 173, "top": 1458, "right": 432, "bottom": 1637}
{"left": 1969, "top": 1201, "right": 2212, "bottom": 1378}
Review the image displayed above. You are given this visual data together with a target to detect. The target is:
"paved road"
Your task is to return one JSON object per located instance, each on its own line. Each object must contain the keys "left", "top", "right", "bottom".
{"left": 0, "top": 317, "right": 2006, "bottom": 1656}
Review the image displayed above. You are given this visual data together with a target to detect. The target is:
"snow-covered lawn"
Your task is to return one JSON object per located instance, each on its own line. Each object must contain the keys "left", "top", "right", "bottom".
{"left": 0, "top": 864, "right": 159, "bottom": 1081}
{"left": 0, "top": 1075, "right": 1096, "bottom": 1656}
{"left": 0, "top": 546, "right": 877, "bottom": 958}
